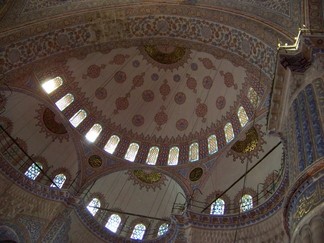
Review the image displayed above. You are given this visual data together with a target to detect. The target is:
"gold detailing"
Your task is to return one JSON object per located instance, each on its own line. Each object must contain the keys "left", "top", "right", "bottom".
{"left": 144, "top": 45, "right": 187, "bottom": 64}
{"left": 231, "top": 127, "right": 258, "bottom": 153}
{"left": 88, "top": 155, "right": 102, "bottom": 168}
{"left": 133, "top": 170, "right": 162, "bottom": 184}
{"left": 189, "top": 167, "right": 203, "bottom": 182}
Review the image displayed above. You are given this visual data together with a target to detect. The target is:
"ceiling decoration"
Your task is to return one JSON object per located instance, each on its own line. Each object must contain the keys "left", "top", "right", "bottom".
{"left": 142, "top": 45, "right": 189, "bottom": 68}
{"left": 189, "top": 167, "right": 203, "bottom": 182}
{"left": 88, "top": 155, "right": 103, "bottom": 168}
{"left": 227, "top": 124, "right": 266, "bottom": 162}
{"left": 126, "top": 169, "right": 167, "bottom": 191}
{"left": 35, "top": 105, "right": 69, "bottom": 143}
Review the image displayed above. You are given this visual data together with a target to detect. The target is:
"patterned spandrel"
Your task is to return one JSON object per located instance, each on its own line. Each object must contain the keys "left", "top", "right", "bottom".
{"left": 157, "top": 223, "right": 169, "bottom": 237}
{"left": 124, "top": 143, "right": 139, "bottom": 162}
{"left": 69, "top": 109, "right": 87, "bottom": 128}
{"left": 240, "top": 194, "right": 253, "bottom": 212}
{"left": 86, "top": 198, "right": 101, "bottom": 216}
{"left": 210, "top": 198, "right": 225, "bottom": 215}
{"left": 146, "top": 146, "right": 159, "bottom": 165}
{"left": 41, "top": 77, "right": 63, "bottom": 94}
{"left": 50, "top": 173, "right": 66, "bottom": 189}
{"left": 130, "top": 223, "right": 146, "bottom": 240}
{"left": 104, "top": 135, "right": 120, "bottom": 154}
{"left": 189, "top": 142, "right": 199, "bottom": 162}
{"left": 224, "top": 122, "right": 234, "bottom": 143}
{"left": 55, "top": 93, "right": 74, "bottom": 111}
{"left": 207, "top": 135, "right": 218, "bottom": 154}
{"left": 168, "top": 146, "right": 179, "bottom": 165}
{"left": 238, "top": 106, "right": 249, "bottom": 127}
{"left": 85, "top": 123, "right": 102, "bottom": 143}
{"left": 105, "top": 214, "right": 121, "bottom": 233}
{"left": 248, "top": 87, "right": 259, "bottom": 108}
{"left": 24, "top": 163, "right": 42, "bottom": 180}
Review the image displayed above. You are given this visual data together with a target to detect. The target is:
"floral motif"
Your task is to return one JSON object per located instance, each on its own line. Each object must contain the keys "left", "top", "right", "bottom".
{"left": 142, "top": 90, "right": 155, "bottom": 102}
{"left": 82, "top": 64, "right": 105, "bottom": 79}
{"left": 159, "top": 80, "right": 171, "bottom": 100}
{"left": 174, "top": 92, "right": 186, "bottom": 105}
{"left": 132, "top": 115, "right": 145, "bottom": 127}
{"left": 186, "top": 74, "right": 197, "bottom": 93}
{"left": 109, "top": 54, "right": 130, "bottom": 65}
{"left": 203, "top": 76, "right": 213, "bottom": 89}
{"left": 220, "top": 71, "right": 238, "bottom": 89}
{"left": 199, "top": 57, "right": 216, "bottom": 70}
{"left": 114, "top": 71, "right": 127, "bottom": 83}
{"left": 176, "top": 119, "right": 189, "bottom": 131}
{"left": 95, "top": 87, "right": 107, "bottom": 100}
{"left": 216, "top": 96, "right": 226, "bottom": 110}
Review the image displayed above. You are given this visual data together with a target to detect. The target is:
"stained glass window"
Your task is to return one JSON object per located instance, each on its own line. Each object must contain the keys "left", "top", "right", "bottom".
{"left": 168, "top": 146, "right": 179, "bottom": 165}
{"left": 240, "top": 194, "right": 253, "bottom": 212}
{"left": 238, "top": 106, "right": 249, "bottom": 127}
{"left": 85, "top": 123, "right": 102, "bottom": 143}
{"left": 124, "top": 143, "right": 139, "bottom": 162}
{"left": 157, "top": 223, "right": 169, "bottom": 237}
{"left": 248, "top": 87, "right": 259, "bottom": 108}
{"left": 207, "top": 135, "right": 218, "bottom": 154}
{"left": 104, "top": 135, "right": 120, "bottom": 154}
{"left": 42, "top": 77, "right": 63, "bottom": 94}
{"left": 189, "top": 142, "right": 199, "bottom": 162}
{"left": 224, "top": 122, "right": 234, "bottom": 143}
{"left": 69, "top": 109, "right": 87, "bottom": 128}
{"left": 55, "top": 93, "right": 74, "bottom": 111}
{"left": 50, "top": 173, "right": 66, "bottom": 189}
{"left": 105, "top": 214, "right": 121, "bottom": 233}
{"left": 146, "top": 146, "right": 159, "bottom": 165}
{"left": 24, "top": 163, "right": 42, "bottom": 180}
{"left": 210, "top": 198, "right": 225, "bottom": 215}
{"left": 86, "top": 198, "right": 101, "bottom": 216}
{"left": 130, "top": 223, "right": 146, "bottom": 240}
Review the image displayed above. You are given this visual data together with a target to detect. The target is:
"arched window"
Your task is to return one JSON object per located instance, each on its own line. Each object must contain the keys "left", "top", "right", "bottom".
{"left": 41, "top": 77, "right": 63, "bottom": 94}
{"left": 130, "top": 223, "right": 146, "bottom": 240}
{"left": 104, "top": 135, "right": 120, "bottom": 154}
{"left": 55, "top": 93, "right": 74, "bottom": 111}
{"left": 240, "top": 194, "right": 253, "bottom": 212}
{"left": 86, "top": 198, "right": 101, "bottom": 216}
{"left": 85, "top": 123, "right": 102, "bottom": 143}
{"left": 237, "top": 106, "right": 249, "bottom": 127}
{"left": 50, "top": 173, "right": 66, "bottom": 189}
{"left": 124, "top": 143, "right": 139, "bottom": 162}
{"left": 24, "top": 162, "right": 42, "bottom": 180}
{"left": 224, "top": 122, "right": 234, "bottom": 143}
{"left": 168, "top": 146, "right": 179, "bottom": 165}
{"left": 157, "top": 223, "right": 169, "bottom": 237}
{"left": 207, "top": 135, "right": 218, "bottom": 154}
{"left": 146, "top": 146, "right": 159, "bottom": 165}
{"left": 210, "top": 198, "right": 225, "bottom": 215}
{"left": 69, "top": 109, "right": 87, "bottom": 128}
{"left": 248, "top": 87, "right": 259, "bottom": 108}
{"left": 105, "top": 214, "right": 121, "bottom": 233}
{"left": 189, "top": 142, "right": 199, "bottom": 162}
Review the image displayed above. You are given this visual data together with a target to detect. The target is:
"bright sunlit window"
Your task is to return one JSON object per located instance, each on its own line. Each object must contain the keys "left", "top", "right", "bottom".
{"left": 105, "top": 214, "right": 121, "bottom": 233}
{"left": 130, "top": 223, "right": 146, "bottom": 240}
{"left": 238, "top": 106, "right": 249, "bottom": 127}
{"left": 24, "top": 162, "right": 42, "bottom": 180}
{"left": 85, "top": 124, "right": 102, "bottom": 143}
{"left": 189, "top": 142, "right": 199, "bottom": 162}
{"left": 207, "top": 135, "right": 218, "bottom": 154}
{"left": 55, "top": 93, "right": 74, "bottom": 111}
{"left": 168, "top": 146, "right": 179, "bottom": 165}
{"left": 104, "top": 135, "right": 120, "bottom": 154}
{"left": 69, "top": 109, "right": 87, "bottom": 128}
{"left": 50, "top": 173, "right": 66, "bottom": 189}
{"left": 124, "top": 143, "right": 139, "bottom": 162}
{"left": 224, "top": 122, "right": 235, "bottom": 143}
{"left": 41, "top": 77, "right": 63, "bottom": 94}
{"left": 157, "top": 223, "right": 169, "bottom": 237}
{"left": 86, "top": 198, "right": 101, "bottom": 216}
{"left": 146, "top": 146, "right": 159, "bottom": 165}
{"left": 210, "top": 198, "right": 225, "bottom": 215}
{"left": 240, "top": 194, "right": 253, "bottom": 212}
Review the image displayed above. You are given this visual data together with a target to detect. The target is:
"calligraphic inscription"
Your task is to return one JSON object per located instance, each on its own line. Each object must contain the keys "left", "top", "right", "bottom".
{"left": 88, "top": 155, "right": 103, "bottom": 168}
{"left": 189, "top": 167, "right": 203, "bottom": 182}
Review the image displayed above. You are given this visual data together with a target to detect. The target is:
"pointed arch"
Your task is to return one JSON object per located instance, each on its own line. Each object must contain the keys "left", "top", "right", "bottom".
{"left": 238, "top": 106, "right": 249, "bottom": 127}
{"left": 224, "top": 122, "right": 235, "bottom": 143}
{"left": 86, "top": 198, "right": 101, "bottom": 216}
{"left": 240, "top": 194, "right": 253, "bottom": 212}
{"left": 168, "top": 146, "right": 179, "bottom": 165}
{"left": 189, "top": 142, "right": 199, "bottom": 162}
{"left": 124, "top": 143, "right": 139, "bottom": 162}
{"left": 207, "top": 135, "right": 218, "bottom": 154}
{"left": 41, "top": 77, "right": 63, "bottom": 94}
{"left": 130, "top": 223, "right": 146, "bottom": 240}
{"left": 104, "top": 135, "right": 120, "bottom": 154}
{"left": 146, "top": 146, "right": 159, "bottom": 165}
{"left": 105, "top": 214, "right": 122, "bottom": 233}
{"left": 210, "top": 198, "right": 225, "bottom": 215}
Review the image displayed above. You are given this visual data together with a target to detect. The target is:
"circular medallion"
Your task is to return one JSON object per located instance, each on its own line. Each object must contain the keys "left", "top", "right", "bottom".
{"left": 114, "top": 71, "right": 127, "bottom": 83}
{"left": 132, "top": 114, "right": 145, "bottom": 127}
{"left": 95, "top": 87, "right": 107, "bottom": 100}
{"left": 203, "top": 76, "right": 213, "bottom": 89}
{"left": 142, "top": 90, "right": 155, "bottom": 102}
{"left": 88, "top": 155, "right": 103, "bottom": 168}
{"left": 174, "top": 92, "right": 186, "bottom": 105}
{"left": 195, "top": 103, "right": 208, "bottom": 117}
{"left": 216, "top": 96, "right": 226, "bottom": 110}
{"left": 189, "top": 167, "right": 203, "bottom": 181}
{"left": 87, "top": 65, "right": 101, "bottom": 79}
{"left": 176, "top": 119, "right": 188, "bottom": 131}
